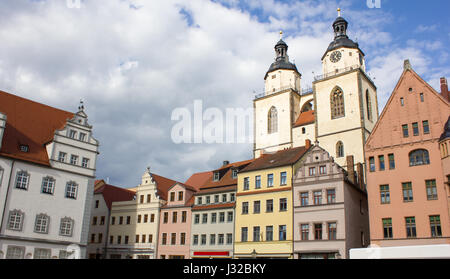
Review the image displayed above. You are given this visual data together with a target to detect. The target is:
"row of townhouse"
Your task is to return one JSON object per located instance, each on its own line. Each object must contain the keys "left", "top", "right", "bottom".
{"left": 87, "top": 139, "right": 370, "bottom": 259}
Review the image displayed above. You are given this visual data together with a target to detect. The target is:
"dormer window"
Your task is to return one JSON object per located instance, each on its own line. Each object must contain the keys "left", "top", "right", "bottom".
{"left": 69, "top": 130, "right": 77, "bottom": 139}
{"left": 19, "top": 145, "right": 29, "bottom": 153}
{"left": 231, "top": 169, "right": 238, "bottom": 179}
{"left": 178, "top": 191, "right": 183, "bottom": 201}
{"left": 213, "top": 172, "right": 220, "bottom": 181}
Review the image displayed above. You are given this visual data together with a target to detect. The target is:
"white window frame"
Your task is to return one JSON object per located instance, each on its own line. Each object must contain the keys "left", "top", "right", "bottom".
{"left": 65, "top": 181, "right": 78, "bottom": 199}
{"left": 59, "top": 217, "right": 74, "bottom": 237}
{"left": 70, "top": 155, "right": 78, "bottom": 165}
{"left": 15, "top": 171, "right": 29, "bottom": 190}
{"left": 34, "top": 214, "right": 50, "bottom": 234}
{"left": 34, "top": 248, "right": 51, "bottom": 259}
{"left": 8, "top": 210, "right": 24, "bottom": 231}
{"left": 82, "top": 158, "right": 89, "bottom": 168}
{"left": 41, "top": 176, "right": 55, "bottom": 195}
{"left": 6, "top": 246, "right": 25, "bottom": 259}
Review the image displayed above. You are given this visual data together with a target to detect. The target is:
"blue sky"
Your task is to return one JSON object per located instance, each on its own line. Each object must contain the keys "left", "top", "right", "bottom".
{"left": 0, "top": 0, "right": 448, "bottom": 187}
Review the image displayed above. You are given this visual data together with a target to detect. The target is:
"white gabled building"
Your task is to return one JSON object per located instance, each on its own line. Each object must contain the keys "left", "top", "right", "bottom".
{"left": 0, "top": 90, "right": 99, "bottom": 259}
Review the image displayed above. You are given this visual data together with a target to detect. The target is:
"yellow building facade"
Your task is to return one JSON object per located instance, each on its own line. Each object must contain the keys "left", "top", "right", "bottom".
{"left": 234, "top": 145, "right": 310, "bottom": 258}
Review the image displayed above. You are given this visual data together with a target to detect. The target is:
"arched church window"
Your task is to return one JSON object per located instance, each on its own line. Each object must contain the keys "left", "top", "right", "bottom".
{"left": 409, "top": 149, "right": 430, "bottom": 166}
{"left": 336, "top": 141, "right": 344, "bottom": 158}
{"left": 366, "top": 89, "right": 372, "bottom": 121}
{"left": 268, "top": 107, "right": 278, "bottom": 134}
{"left": 331, "top": 87, "right": 345, "bottom": 119}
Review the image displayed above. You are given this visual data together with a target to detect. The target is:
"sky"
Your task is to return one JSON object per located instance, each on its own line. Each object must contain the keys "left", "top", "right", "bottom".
{"left": 0, "top": 0, "right": 448, "bottom": 188}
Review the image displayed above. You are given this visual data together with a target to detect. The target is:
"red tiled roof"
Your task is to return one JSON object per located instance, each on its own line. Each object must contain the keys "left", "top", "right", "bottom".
{"left": 150, "top": 173, "right": 180, "bottom": 201}
{"left": 294, "top": 110, "right": 315, "bottom": 127}
{"left": 241, "top": 146, "right": 309, "bottom": 173}
{"left": 0, "top": 90, "right": 74, "bottom": 166}
{"left": 192, "top": 202, "right": 235, "bottom": 211}
{"left": 94, "top": 180, "right": 136, "bottom": 210}
{"left": 200, "top": 159, "right": 255, "bottom": 189}
{"left": 185, "top": 171, "right": 212, "bottom": 188}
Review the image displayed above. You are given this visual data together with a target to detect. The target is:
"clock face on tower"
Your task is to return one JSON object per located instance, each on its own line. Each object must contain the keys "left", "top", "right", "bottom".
{"left": 330, "top": 51, "right": 342, "bottom": 63}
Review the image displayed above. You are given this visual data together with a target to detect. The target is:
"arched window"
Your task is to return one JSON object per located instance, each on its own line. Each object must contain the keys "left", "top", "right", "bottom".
{"left": 409, "top": 149, "right": 430, "bottom": 166}
{"left": 366, "top": 89, "right": 372, "bottom": 121}
{"left": 336, "top": 141, "right": 344, "bottom": 158}
{"left": 268, "top": 106, "right": 278, "bottom": 134}
{"left": 331, "top": 87, "right": 345, "bottom": 119}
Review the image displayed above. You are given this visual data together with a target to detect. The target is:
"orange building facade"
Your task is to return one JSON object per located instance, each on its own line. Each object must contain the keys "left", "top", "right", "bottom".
{"left": 365, "top": 61, "right": 450, "bottom": 247}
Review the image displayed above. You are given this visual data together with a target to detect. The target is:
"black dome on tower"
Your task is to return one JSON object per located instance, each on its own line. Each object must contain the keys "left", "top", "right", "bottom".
{"left": 265, "top": 37, "right": 300, "bottom": 80}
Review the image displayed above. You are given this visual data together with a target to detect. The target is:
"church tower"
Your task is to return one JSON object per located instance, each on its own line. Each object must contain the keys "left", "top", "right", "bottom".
{"left": 313, "top": 9, "right": 379, "bottom": 169}
{"left": 253, "top": 32, "right": 303, "bottom": 158}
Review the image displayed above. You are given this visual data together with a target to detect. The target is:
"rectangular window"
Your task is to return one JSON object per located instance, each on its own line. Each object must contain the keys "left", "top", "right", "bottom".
{"left": 69, "top": 130, "right": 77, "bottom": 139}
{"left": 163, "top": 212, "right": 168, "bottom": 223}
{"left": 147, "top": 194, "right": 151, "bottom": 203}
{"left": 182, "top": 211, "right": 187, "bottom": 223}
{"left": 172, "top": 212, "right": 177, "bottom": 223}
{"left": 170, "top": 192, "right": 175, "bottom": 202}
{"left": 162, "top": 233, "right": 167, "bottom": 245}
{"left": 8, "top": 211, "right": 23, "bottom": 231}
{"left": 82, "top": 158, "right": 89, "bottom": 168}
{"left": 227, "top": 233, "right": 233, "bottom": 244}
{"left": 202, "top": 213, "right": 208, "bottom": 224}
{"left": 309, "top": 167, "right": 316, "bottom": 176}
{"left": 430, "top": 215, "right": 442, "bottom": 237}
{"left": 227, "top": 211, "right": 233, "bottom": 222}
{"left": 420, "top": 93, "right": 424, "bottom": 102}
{"left": 213, "top": 172, "right": 220, "bottom": 181}
{"left": 117, "top": 236, "right": 122, "bottom": 244}
{"left": 241, "top": 227, "right": 248, "bottom": 242}
{"left": 280, "top": 172, "right": 287, "bottom": 185}
{"left": 143, "top": 214, "right": 148, "bottom": 223}
{"left": 319, "top": 165, "right": 327, "bottom": 175}
{"left": 111, "top": 217, "right": 115, "bottom": 225}
{"left": 222, "top": 194, "right": 227, "bottom": 203}
{"left": 15, "top": 171, "right": 29, "bottom": 190}
{"left": 135, "top": 234, "right": 140, "bottom": 243}
{"left": 266, "top": 226, "right": 273, "bottom": 241}
{"left": 314, "top": 224, "right": 322, "bottom": 240}
{"left": 279, "top": 225, "right": 287, "bottom": 241}
{"left": 266, "top": 199, "right": 273, "bottom": 212}
{"left": 70, "top": 155, "right": 78, "bottom": 165}
{"left": 219, "top": 212, "right": 225, "bottom": 223}
{"left": 171, "top": 233, "right": 176, "bottom": 245}
{"left": 383, "top": 218, "right": 393, "bottom": 239}
{"left": 242, "top": 202, "right": 249, "bottom": 214}
{"left": 79, "top": 132, "right": 86, "bottom": 142}
{"left": 405, "top": 217, "right": 417, "bottom": 238}
{"left": 300, "top": 192, "right": 308, "bottom": 206}
{"left": 206, "top": 196, "right": 210, "bottom": 204}
{"left": 58, "top": 152, "right": 67, "bottom": 162}
{"left": 119, "top": 216, "right": 123, "bottom": 225}
{"left": 327, "top": 189, "right": 336, "bottom": 204}
{"left": 194, "top": 214, "right": 199, "bottom": 224}
{"left": 180, "top": 233, "right": 186, "bottom": 245}
{"left": 328, "top": 222, "right": 337, "bottom": 240}
{"left": 378, "top": 155, "right": 385, "bottom": 171}
{"left": 243, "top": 177, "right": 249, "bottom": 190}
{"left": 253, "top": 201, "right": 261, "bottom": 214}
{"left": 301, "top": 224, "right": 309, "bottom": 240}
{"left": 279, "top": 198, "right": 287, "bottom": 211}
{"left": 402, "top": 124, "right": 409, "bottom": 138}
{"left": 232, "top": 169, "right": 238, "bottom": 179}
{"left": 41, "top": 177, "right": 55, "bottom": 195}
{"left": 218, "top": 234, "right": 224, "bottom": 245}
{"left": 197, "top": 197, "right": 202, "bottom": 205}
{"left": 426, "top": 179, "right": 438, "bottom": 200}
{"left": 402, "top": 182, "right": 413, "bottom": 202}
{"left": 369, "top": 157, "right": 375, "bottom": 172}
{"left": 6, "top": 246, "right": 25, "bottom": 259}
{"left": 209, "top": 234, "right": 216, "bottom": 245}
{"left": 412, "top": 122, "right": 419, "bottom": 136}
{"left": 380, "top": 185, "right": 390, "bottom": 204}
{"left": 255, "top": 176, "right": 261, "bottom": 189}
{"left": 400, "top": 97, "right": 404, "bottom": 106}
{"left": 193, "top": 235, "right": 199, "bottom": 245}
{"left": 126, "top": 216, "right": 131, "bottom": 225}
{"left": 230, "top": 193, "right": 235, "bottom": 202}
{"left": 253, "top": 226, "right": 260, "bottom": 242}
{"left": 140, "top": 195, "right": 144, "bottom": 204}
{"left": 211, "top": 212, "right": 217, "bottom": 223}
{"left": 423, "top": 120, "right": 430, "bottom": 134}
{"left": 267, "top": 174, "right": 274, "bottom": 187}
{"left": 313, "top": 191, "right": 322, "bottom": 205}
{"left": 388, "top": 154, "right": 395, "bottom": 170}
{"left": 65, "top": 182, "right": 78, "bottom": 199}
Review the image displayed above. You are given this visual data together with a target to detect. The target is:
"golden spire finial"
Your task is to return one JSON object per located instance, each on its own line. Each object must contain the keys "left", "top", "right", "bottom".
{"left": 337, "top": 8, "right": 341, "bottom": 17}
{"left": 279, "top": 30, "right": 283, "bottom": 40}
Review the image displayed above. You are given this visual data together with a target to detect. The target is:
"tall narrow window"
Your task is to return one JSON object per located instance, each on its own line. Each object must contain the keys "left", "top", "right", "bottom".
{"left": 8, "top": 210, "right": 24, "bottom": 231}
{"left": 336, "top": 141, "right": 344, "bottom": 158}
{"left": 429, "top": 215, "right": 442, "bottom": 237}
{"left": 388, "top": 154, "right": 395, "bottom": 170}
{"left": 255, "top": 176, "right": 261, "bottom": 189}
{"left": 402, "top": 182, "right": 413, "bottom": 202}
{"left": 383, "top": 218, "right": 393, "bottom": 239}
{"left": 327, "top": 189, "right": 336, "bottom": 204}
{"left": 241, "top": 227, "right": 248, "bottom": 242}
{"left": 378, "top": 155, "right": 385, "bottom": 171}
{"left": 266, "top": 226, "right": 273, "bottom": 241}
{"left": 41, "top": 177, "right": 55, "bottom": 195}
{"left": 369, "top": 157, "right": 375, "bottom": 172}
{"left": 34, "top": 214, "right": 50, "bottom": 234}
{"left": 328, "top": 222, "right": 337, "bottom": 240}
{"left": 301, "top": 224, "right": 309, "bottom": 240}
{"left": 314, "top": 224, "right": 322, "bottom": 240}
{"left": 280, "top": 172, "right": 287, "bottom": 185}
{"left": 426, "top": 180, "right": 438, "bottom": 200}
{"left": 366, "top": 89, "right": 372, "bottom": 121}
{"left": 412, "top": 122, "right": 419, "bottom": 136}
{"left": 405, "top": 217, "right": 416, "bottom": 238}
{"left": 15, "top": 171, "right": 29, "bottom": 190}
{"left": 402, "top": 124, "right": 409, "bottom": 137}
{"left": 422, "top": 120, "right": 430, "bottom": 134}
{"left": 65, "top": 181, "right": 78, "bottom": 199}
{"left": 331, "top": 87, "right": 345, "bottom": 119}
{"left": 267, "top": 174, "right": 274, "bottom": 187}
{"left": 300, "top": 192, "right": 308, "bottom": 206}
{"left": 268, "top": 106, "right": 278, "bottom": 134}
{"left": 380, "top": 185, "right": 390, "bottom": 204}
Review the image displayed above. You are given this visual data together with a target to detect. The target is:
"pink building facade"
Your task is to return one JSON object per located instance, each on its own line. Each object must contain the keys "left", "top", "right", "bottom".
{"left": 365, "top": 61, "right": 450, "bottom": 247}
{"left": 156, "top": 183, "right": 196, "bottom": 259}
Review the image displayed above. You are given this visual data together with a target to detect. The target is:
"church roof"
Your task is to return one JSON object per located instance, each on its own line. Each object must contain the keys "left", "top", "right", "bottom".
{"left": 0, "top": 90, "right": 74, "bottom": 166}
{"left": 294, "top": 110, "right": 315, "bottom": 127}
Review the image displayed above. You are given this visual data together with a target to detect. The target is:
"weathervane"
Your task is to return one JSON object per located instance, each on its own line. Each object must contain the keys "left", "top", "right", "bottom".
{"left": 337, "top": 8, "right": 341, "bottom": 17}
{"left": 279, "top": 30, "right": 283, "bottom": 40}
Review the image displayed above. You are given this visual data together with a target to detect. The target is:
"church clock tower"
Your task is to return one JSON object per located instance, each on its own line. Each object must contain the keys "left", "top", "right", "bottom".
{"left": 253, "top": 32, "right": 303, "bottom": 158}
{"left": 314, "top": 9, "right": 379, "bottom": 170}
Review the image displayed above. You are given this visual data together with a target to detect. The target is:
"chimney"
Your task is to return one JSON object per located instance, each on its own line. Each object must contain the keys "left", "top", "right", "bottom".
{"left": 0, "top": 112, "right": 6, "bottom": 150}
{"left": 305, "top": 139, "right": 312, "bottom": 149}
{"left": 441, "top": 77, "right": 449, "bottom": 102}
{"left": 356, "top": 163, "right": 365, "bottom": 190}
{"left": 223, "top": 160, "right": 230, "bottom": 166}
{"left": 346, "top": 155, "right": 355, "bottom": 184}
